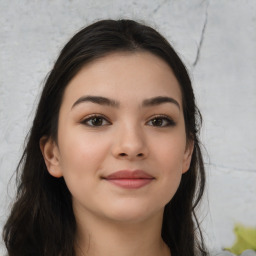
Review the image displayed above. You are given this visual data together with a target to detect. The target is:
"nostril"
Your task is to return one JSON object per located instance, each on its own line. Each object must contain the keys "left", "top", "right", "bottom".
{"left": 117, "top": 152, "right": 144, "bottom": 158}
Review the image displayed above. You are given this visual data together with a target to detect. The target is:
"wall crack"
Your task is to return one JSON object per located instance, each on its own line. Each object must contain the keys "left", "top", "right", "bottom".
{"left": 193, "top": 0, "right": 210, "bottom": 68}
{"left": 152, "top": 0, "right": 169, "bottom": 14}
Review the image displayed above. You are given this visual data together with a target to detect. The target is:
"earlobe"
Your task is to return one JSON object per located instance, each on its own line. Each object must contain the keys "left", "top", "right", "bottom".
{"left": 182, "top": 140, "right": 194, "bottom": 174}
{"left": 39, "top": 136, "right": 63, "bottom": 178}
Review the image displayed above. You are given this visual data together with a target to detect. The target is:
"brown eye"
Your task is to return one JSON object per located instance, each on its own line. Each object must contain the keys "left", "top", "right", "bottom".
{"left": 147, "top": 116, "right": 176, "bottom": 127}
{"left": 91, "top": 117, "right": 103, "bottom": 126}
{"left": 82, "top": 115, "right": 110, "bottom": 127}
{"left": 151, "top": 118, "right": 164, "bottom": 126}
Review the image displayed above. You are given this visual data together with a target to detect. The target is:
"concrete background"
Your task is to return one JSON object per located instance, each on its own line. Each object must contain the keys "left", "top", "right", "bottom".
{"left": 0, "top": 0, "right": 255, "bottom": 254}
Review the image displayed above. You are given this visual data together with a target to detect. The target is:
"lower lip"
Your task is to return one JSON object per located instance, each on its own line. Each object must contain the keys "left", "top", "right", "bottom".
{"left": 105, "top": 178, "right": 153, "bottom": 189}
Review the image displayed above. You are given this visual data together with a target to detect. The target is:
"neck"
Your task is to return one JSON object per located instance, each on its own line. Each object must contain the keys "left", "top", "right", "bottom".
{"left": 74, "top": 209, "right": 170, "bottom": 256}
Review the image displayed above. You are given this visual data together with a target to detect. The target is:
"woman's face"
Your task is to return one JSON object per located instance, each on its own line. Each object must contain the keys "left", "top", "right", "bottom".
{"left": 43, "top": 51, "right": 193, "bottom": 223}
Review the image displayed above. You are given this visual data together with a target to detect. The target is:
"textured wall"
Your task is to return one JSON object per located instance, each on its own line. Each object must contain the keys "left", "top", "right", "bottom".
{"left": 0, "top": 0, "right": 255, "bottom": 254}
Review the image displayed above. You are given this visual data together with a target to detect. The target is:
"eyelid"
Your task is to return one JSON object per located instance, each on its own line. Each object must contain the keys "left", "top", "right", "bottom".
{"left": 146, "top": 114, "right": 176, "bottom": 127}
{"left": 80, "top": 114, "right": 112, "bottom": 126}
{"left": 79, "top": 113, "right": 175, "bottom": 127}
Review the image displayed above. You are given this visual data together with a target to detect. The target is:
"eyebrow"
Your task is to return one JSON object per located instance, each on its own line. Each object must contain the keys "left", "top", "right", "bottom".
{"left": 142, "top": 96, "right": 180, "bottom": 109}
{"left": 72, "top": 95, "right": 119, "bottom": 109}
{"left": 71, "top": 95, "right": 180, "bottom": 109}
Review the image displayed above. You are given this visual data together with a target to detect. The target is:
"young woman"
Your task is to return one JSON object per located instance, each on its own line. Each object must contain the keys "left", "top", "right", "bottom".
{"left": 3, "top": 19, "right": 208, "bottom": 256}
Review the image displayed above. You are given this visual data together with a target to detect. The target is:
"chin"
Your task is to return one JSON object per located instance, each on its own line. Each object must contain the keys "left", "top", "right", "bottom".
{"left": 104, "top": 204, "right": 164, "bottom": 224}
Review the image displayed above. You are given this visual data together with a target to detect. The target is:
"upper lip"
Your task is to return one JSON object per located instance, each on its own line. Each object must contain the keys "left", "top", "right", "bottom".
{"left": 104, "top": 170, "right": 154, "bottom": 180}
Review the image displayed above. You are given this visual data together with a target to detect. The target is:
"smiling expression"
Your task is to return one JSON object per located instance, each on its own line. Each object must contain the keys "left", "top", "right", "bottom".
{"left": 42, "top": 51, "right": 193, "bottom": 224}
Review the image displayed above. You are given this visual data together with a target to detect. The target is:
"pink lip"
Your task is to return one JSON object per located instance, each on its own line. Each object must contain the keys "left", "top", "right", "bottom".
{"left": 103, "top": 170, "right": 154, "bottom": 189}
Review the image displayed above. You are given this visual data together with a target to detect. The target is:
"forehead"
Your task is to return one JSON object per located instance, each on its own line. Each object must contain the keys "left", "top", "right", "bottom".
{"left": 61, "top": 51, "right": 183, "bottom": 108}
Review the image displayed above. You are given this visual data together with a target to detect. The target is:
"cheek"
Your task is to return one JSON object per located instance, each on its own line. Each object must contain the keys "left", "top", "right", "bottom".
{"left": 58, "top": 127, "right": 111, "bottom": 169}
{"left": 152, "top": 134, "right": 186, "bottom": 201}
{"left": 56, "top": 131, "right": 111, "bottom": 199}
{"left": 57, "top": 134, "right": 106, "bottom": 201}
{"left": 155, "top": 134, "right": 186, "bottom": 169}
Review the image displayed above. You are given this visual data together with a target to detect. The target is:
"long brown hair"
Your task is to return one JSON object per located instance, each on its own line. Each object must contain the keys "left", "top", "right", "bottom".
{"left": 3, "top": 19, "right": 208, "bottom": 256}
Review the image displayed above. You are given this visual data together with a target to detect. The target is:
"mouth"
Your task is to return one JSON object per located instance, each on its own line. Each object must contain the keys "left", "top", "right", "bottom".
{"left": 103, "top": 170, "right": 155, "bottom": 189}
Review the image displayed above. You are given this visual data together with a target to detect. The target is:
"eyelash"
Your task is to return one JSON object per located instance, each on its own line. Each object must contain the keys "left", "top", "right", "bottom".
{"left": 81, "top": 114, "right": 111, "bottom": 127}
{"left": 81, "top": 114, "right": 176, "bottom": 127}
{"left": 146, "top": 115, "right": 176, "bottom": 127}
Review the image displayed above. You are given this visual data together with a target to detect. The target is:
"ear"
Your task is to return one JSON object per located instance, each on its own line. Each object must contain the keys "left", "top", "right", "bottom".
{"left": 182, "top": 140, "right": 194, "bottom": 174}
{"left": 40, "top": 136, "right": 63, "bottom": 178}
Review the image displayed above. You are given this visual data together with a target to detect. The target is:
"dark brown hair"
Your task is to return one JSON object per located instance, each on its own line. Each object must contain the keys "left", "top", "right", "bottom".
{"left": 3, "top": 19, "right": 208, "bottom": 256}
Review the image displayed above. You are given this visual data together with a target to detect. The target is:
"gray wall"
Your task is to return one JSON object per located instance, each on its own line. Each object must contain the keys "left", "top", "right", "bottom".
{"left": 0, "top": 0, "right": 255, "bottom": 254}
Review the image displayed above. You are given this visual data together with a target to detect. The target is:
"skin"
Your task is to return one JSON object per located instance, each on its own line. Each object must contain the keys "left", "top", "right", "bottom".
{"left": 41, "top": 51, "right": 193, "bottom": 256}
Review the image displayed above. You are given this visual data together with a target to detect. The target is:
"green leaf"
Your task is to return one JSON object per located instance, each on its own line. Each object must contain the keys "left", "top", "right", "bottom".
{"left": 225, "top": 224, "right": 256, "bottom": 255}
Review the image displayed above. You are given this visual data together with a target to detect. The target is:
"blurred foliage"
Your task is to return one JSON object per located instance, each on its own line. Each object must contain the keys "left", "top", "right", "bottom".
{"left": 225, "top": 224, "right": 256, "bottom": 255}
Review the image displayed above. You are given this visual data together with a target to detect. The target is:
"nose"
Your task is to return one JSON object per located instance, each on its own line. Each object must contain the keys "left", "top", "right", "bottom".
{"left": 111, "top": 124, "right": 148, "bottom": 161}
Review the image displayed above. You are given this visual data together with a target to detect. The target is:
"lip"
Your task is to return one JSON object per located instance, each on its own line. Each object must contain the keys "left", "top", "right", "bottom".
{"left": 103, "top": 170, "right": 154, "bottom": 189}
